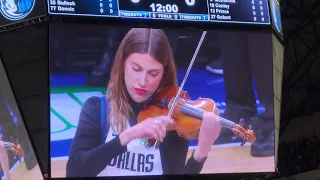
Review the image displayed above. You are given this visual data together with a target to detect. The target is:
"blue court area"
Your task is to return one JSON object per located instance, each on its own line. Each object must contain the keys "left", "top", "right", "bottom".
{"left": 50, "top": 68, "right": 264, "bottom": 158}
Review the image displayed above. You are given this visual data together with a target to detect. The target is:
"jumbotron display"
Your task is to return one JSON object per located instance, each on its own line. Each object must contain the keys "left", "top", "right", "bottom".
{"left": 49, "top": 24, "right": 275, "bottom": 178}
{"left": 47, "top": 0, "right": 271, "bottom": 25}
{"left": 0, "top": 57, "right": 43, "bottom": 180}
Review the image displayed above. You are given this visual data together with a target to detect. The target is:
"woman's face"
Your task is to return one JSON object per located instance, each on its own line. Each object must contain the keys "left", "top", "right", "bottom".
{"left": 124, "top": 53, "right": 164, "bottom": 103}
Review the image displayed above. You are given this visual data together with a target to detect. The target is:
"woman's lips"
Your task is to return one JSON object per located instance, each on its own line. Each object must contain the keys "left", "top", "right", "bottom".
{"left": 134, "top": 88, "right": 148, "bottom": 95}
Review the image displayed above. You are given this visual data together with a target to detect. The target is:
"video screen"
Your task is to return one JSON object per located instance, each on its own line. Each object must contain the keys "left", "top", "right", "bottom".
{"left": 49, "top": 23, "right": 275, "bottom": 178}
{"left": 0, "top": 58, "right": 43, "bottom": 180}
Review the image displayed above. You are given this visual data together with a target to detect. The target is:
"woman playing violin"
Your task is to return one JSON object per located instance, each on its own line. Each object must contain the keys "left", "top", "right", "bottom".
{"left": 66, "top": 28, "right": 222, "bottom": 177}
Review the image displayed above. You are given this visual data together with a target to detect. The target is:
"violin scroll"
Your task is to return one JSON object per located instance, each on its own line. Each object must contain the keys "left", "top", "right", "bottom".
{"left": 231, "top": 124, "right": 256, "bottom": 146}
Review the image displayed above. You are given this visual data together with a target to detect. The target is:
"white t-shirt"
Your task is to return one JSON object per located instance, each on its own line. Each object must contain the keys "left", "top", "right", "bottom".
{"left": 97, "top": 125, "right": 163, "bottom": 176}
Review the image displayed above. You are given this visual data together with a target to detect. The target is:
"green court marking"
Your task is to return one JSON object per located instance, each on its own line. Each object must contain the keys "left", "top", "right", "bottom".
{"left": 68, "top": 93, "right": 84, "bottom": 106}
{"left": 50, "top": 107, "right": 76, "bottom": 134}
{"left": 50, "top": 86, "right": 106, "bottom": 94}
{"left": 50, "top": 87, "right": 107, "bottom": 135}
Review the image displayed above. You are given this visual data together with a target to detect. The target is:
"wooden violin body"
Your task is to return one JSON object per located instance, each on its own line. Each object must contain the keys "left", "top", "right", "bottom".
{"left": 137, "top": 86, "right": 256, "bottom": 146}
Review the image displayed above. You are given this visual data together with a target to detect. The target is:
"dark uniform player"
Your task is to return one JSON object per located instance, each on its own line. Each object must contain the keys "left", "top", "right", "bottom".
{"left": 218, "top": 31, "right": 274, "bottom": 157}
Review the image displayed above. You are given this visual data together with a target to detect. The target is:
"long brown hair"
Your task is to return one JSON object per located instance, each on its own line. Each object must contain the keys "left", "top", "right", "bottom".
{"left": 107, "top": 28, "right": 177, "bottom": 134}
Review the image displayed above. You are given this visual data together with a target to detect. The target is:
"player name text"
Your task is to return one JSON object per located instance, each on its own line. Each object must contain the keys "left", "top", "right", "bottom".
{"left": 49, "top": 0, "right": 76, "bottom": 13}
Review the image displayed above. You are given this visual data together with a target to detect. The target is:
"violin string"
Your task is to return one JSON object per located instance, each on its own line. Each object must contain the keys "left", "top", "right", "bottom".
{"left": 150, "top": 101, "right": 244, "bottom": 148}
{"left": 178, "top": 107, "right": 235, "bottom": 129}
{"left": 165, "top": 103, "right": 249, "bottom": 140}
{"left": 174, "top": 103, "right": 253, "bottom": 141}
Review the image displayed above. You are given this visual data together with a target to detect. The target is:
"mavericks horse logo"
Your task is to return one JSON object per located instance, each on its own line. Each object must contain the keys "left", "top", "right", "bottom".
{"left": 0, "top": 0, "right": 35, "bottom": 21}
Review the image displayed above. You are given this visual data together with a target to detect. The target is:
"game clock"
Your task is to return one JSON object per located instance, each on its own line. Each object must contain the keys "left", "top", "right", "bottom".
{"left": 149, "top": 3, "right": 179, "bottom": 13}
{"left": 148, "top": 0, "right": 198, "bottom": 13}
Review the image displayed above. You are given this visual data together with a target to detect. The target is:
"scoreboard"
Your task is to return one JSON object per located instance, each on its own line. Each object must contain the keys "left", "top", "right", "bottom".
{"left": 47, "top": 0, "right": 271, "bottom": 25}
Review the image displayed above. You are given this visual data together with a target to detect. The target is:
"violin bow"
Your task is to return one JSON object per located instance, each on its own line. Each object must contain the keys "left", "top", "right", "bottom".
{"left": 153, "top": 31, "right": 207, "bottom": 150}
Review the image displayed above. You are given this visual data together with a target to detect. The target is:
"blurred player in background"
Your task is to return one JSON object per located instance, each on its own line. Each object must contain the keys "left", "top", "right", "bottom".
{"left": 218, "top": 32, "right": 274, "bottom": 157}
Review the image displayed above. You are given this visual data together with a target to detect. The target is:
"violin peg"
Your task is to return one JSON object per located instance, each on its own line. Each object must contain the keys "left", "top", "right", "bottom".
{"left": 239, "top": 118, "right": 245, "bottom": 126}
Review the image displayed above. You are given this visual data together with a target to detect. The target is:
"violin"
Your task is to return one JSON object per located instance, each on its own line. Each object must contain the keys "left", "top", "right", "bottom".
{"left": 2, "top": 141, "right": 24, "bottom": 158}
{"left": 138, "top": 85, "right": 256, "bottom": 147}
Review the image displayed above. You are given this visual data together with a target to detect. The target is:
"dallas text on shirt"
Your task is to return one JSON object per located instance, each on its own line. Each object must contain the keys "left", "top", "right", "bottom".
{"left": 108, "top": 152, "right": 155, "bottom": 172}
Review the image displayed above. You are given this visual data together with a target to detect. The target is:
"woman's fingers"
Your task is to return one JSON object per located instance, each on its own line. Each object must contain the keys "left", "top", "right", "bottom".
{"left": 150, "top": 124, "right": 161, "bottom": 141}
{"left": 153, "top": 123, "right": 165, "bottom": 142}
{"left": 202, "top": 111, "right": 222, "bottom": 137}
{"left": 150, "top": 117, "right": 162, "bottom": 141}
{"left": 203, "top": 112, "right": 220, "bottom": 124}
{"left": 202, "top": 112, "right": 211, "bottom": 126}
{"left": 159, "top": 115, "right": 174, "bottom": 125}
{"left": 143, "top": 116, "right": 173, "bottom": 143}
{"left": 152, "top": 116, "right": 170, "bottom": 142}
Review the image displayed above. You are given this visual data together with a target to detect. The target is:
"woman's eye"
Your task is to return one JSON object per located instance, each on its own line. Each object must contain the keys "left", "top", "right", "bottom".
{"left": 132, "top": 67, "right": 140, "bottom": 72}
{"left": 150, "top": 73, "right": 158, "bottom": 77}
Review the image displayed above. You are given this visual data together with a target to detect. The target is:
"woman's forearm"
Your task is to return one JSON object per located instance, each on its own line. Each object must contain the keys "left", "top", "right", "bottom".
{"left": 66, "top": 136, "right": 127, "bottom": 177}
{"left": 193, "top": 147, "right": 209, "bottom": 162}
{"left": 183, "top": 150, "right": 206, "bottom": 174}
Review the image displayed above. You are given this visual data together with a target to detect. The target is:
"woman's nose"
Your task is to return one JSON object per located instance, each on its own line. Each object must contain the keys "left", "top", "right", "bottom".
{"left": 138, "top": 73, "right": 147, "bottom": 86}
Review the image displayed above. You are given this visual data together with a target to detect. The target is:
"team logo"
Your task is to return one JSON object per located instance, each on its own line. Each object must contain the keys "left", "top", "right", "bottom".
{"left": 0, "top": 0, "right": 35, "bottom": 21}
{"left": 271, "top": 0, "right": 282, "bottom": 33}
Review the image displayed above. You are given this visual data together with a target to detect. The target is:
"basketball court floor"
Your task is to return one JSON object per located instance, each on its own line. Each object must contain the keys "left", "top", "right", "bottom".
{"left": 4, "top": 162, "right": 42, "bottom": 180}
{"left": 50, "top": 68, "right": 275, "bottom": 177}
